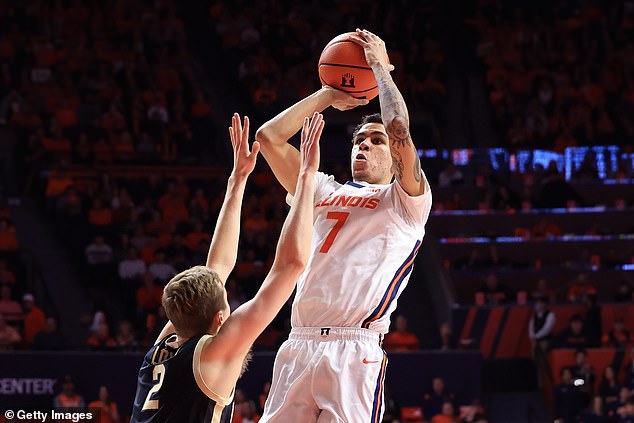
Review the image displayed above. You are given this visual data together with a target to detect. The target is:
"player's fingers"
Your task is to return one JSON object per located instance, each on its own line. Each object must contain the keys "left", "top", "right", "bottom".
{"left": 231, "top": 115, "right": 239, "bottom": 146}
{"left": 348, "top": 32, "right": 368, "bottom": 46}
{"left": 313, "top": 119, "right": 325, "bottom": 143}
{"left": 352, "top": 98, "right": 370, "bottom": 106}
{"left": 308, "top": 120, "right": 324, "bottom": 166}
{"left": 301, "top": 117, "right": 312, "bottom": 160}
{"left": 242, "top": 116, "right": 250, "bottom": 148}
{"left": 308, "top": 113, "right": 318, "bottom": 138}
{"left": 310, "top": 112, "right": 323, "bottom": 126}
{"left": 229, "top": 127, "right": 236, "bottom": 149}
{"left": 360, "top": 29, "right": 375, "bottom": 39}
{"left": 233, "top": 113, "right": 242, "bottom": 141}
{"left": 306, "top": 115, "right": 321, "bottom": 147}
{"left": 250, "top": 140, "right": 260, "bottom": 159}
{"left": 306, "top": 116, "right": 312, "bottom": 139}
{"left": 355, "top": 28, "right": 368, "bottom": 38}
{"left": 349, "top": 35, "right": 368, "bottom": 46}
{"left": 234, "top": 113, "right": 242, "bottom": 131}
{"left": 361, "top": 29, "right": 379, "bottom": 38}
{"left": 308, "top": 114, "right": 324, "bottom": 142}
{"left": 306, "top": 114, "right": 317, "bottom": 143}
{"left": 301, "top": 116, "right": 310, "bottom": 144}
{"left": 362, "top": 29, "right": 381, "bottom": 42}
{"left": 309, "top": 113, "right": 323, "bottom": 140}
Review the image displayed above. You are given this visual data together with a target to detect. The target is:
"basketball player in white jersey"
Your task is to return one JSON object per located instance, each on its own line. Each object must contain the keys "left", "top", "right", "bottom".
{"left": 255, "top": 29, "right": 432, "bottom": 423}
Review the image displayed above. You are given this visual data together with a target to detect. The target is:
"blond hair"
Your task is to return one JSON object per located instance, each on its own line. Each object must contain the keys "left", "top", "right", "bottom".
{"left": 162, "top": 266, "right": 226, "bottom": 338}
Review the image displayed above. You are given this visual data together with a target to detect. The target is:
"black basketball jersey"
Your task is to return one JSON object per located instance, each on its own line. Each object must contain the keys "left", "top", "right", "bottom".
{"left": 131, "top": 333, "right": 234, "bottom": 423}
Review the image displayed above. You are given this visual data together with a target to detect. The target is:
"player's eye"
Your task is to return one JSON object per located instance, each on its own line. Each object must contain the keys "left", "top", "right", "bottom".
{"left": 372, "top": 138, "right": 383, "bottom": 144}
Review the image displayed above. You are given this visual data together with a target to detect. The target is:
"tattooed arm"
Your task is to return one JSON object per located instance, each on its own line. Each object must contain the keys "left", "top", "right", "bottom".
{"left": 352, "top": 29, "right": 428, "bottom": 197}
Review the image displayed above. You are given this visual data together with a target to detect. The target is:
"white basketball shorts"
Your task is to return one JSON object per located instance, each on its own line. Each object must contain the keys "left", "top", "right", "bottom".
{"left": 259, "top": 327, "right": 387, "bottom": 423}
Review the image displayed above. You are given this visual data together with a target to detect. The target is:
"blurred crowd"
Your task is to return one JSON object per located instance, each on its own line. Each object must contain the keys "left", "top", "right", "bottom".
{"left": 48, "top": 167, "right": 289, "bottom": 352}
{"left": 208, "top": 0, "right": 447, "bottom": 144}
{"left": 553, "top": 349, "right": 634, "bottom": 422}
{"left": 471, "top": 0, "right": 634, "bottom": 149}
{"left": 0, "top": 0, "right": 214, "bottom": 183}
{"left": 0, "top": 1, "right": 632, "bottom": 421}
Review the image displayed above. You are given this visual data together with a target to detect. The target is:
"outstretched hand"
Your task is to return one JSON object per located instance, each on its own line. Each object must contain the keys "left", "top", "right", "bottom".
{"left": 349, "top": 29, "right": 394, "bottom": 71}
{"left": 300, "top": 112, "right": 324, "bottom": 174}
{"left": 229, "top": 113, "right": 260, "bottom": 178}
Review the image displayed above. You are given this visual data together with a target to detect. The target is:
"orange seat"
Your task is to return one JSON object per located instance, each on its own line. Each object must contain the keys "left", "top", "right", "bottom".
{"left": 401, "top": 406, "right": 424, "bottom": 423}
{"left": 549, "top": 305, "right": 585, "bottom": 333}
{"left": 602, "top": 304, "right": 634, "bottom": 333}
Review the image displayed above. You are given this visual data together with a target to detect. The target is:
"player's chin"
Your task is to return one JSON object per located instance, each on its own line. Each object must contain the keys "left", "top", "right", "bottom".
{"left": 352, "top": 159, "right": 368, "bottom": 170}
{"left": 352, "top": 168, "right": 369, "bottom": 181}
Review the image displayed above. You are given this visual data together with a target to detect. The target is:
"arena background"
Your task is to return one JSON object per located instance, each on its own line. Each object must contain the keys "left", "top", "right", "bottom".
{"left": 0, "top": 0, "right": 633, "bottom": 422}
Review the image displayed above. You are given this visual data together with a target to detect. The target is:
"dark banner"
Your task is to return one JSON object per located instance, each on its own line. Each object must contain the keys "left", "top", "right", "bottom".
{"left": 0, "top": 351, "right": 481, "bottom": 411}
{"left": 0, "top": 352, "right": 142, "bottom": 411}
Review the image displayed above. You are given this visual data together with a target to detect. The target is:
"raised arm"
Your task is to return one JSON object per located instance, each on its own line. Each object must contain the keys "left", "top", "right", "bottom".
{"left": 352, "top": 29, "right": 428, "bottom": 196}
{"left": 206, "top": 113, "right": 259, "bottom": 283}
{"left": 206, "top": 113, "right": 324, "bottom": 362}
{"left": 155, "top": 114, "right": 259, "bottom": 343}
{"left": 256, "top": 87, "right": 367, "bottom": 195}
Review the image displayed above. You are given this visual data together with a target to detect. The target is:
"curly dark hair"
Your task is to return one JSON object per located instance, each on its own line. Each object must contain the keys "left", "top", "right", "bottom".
{"left": 351, "top": 113, "right": 384, "bottom": 142}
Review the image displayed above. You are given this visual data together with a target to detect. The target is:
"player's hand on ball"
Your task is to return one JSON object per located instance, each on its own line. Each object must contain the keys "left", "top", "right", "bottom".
{"left": 351, "top": 29, "right": 394, "bottom": 72}
{"left": 300, "top": 112, "right": 324, "bottom": 174}
{"left": 229, "top": 113, "right": 260, "bottom": 178}
{"left": 322, "top": 86, "right": 369, "bottom": 111}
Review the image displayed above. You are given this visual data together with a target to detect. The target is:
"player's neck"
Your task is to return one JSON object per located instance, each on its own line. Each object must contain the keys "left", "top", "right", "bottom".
{"left": 353, "top": 177, "right": 392, "bottom": 185}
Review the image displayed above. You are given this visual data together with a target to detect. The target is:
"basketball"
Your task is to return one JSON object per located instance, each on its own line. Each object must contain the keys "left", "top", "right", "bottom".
{"left": 318, "top": 32, "right": 387, "bottom": 100}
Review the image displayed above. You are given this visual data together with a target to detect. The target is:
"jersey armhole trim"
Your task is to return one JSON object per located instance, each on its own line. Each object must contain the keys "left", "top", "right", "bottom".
{"left": 154, "top": 332, "right": 176, "bottom": 346}
{"left": 192, "top": 334, "right": 234, "bottom": 406}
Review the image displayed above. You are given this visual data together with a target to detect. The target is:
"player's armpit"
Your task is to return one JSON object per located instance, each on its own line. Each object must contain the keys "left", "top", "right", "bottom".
{"left": 194, "top": 335, "right": 242, "bottom": 401}
{"left": 197, "top": 249, "right": 305, "bottom": 395}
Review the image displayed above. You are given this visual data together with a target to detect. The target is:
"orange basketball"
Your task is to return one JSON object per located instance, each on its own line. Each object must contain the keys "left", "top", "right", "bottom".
{"left": 318, "top": 32, "right": 387, "bottom": 100}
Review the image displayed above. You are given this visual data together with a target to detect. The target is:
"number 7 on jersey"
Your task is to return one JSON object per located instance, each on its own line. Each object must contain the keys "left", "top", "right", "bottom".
{"left": 319, "top": 212, "right": 350, "bottom": 253}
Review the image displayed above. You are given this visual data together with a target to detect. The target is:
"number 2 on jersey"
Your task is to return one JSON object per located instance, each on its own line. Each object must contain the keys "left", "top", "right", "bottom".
{"left": 142, "top": 363, "right": 165, "bottom": 410}
{"left": 319, "top": 212, "right": 350, "bottom": 253}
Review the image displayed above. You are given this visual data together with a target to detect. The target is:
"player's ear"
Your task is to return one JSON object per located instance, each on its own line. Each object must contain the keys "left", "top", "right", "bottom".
{"left": 210, "top": 311, "right": 223, "bottom": 335}
{"left": 216, "top": 310, "right": 226, "bottom": 327}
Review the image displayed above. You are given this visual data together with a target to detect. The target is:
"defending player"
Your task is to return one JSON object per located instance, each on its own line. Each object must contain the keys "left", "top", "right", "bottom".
{"left": 130, "top": 112, "right": 325, "bottom": 422}
{"left": 255, "top": 29, "right": 433, "bottom": 422}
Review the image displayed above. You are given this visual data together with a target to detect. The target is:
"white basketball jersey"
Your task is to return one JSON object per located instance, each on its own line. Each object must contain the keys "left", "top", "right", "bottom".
{"left": 289, "top": 172, "right": 432, "bottom": 334}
